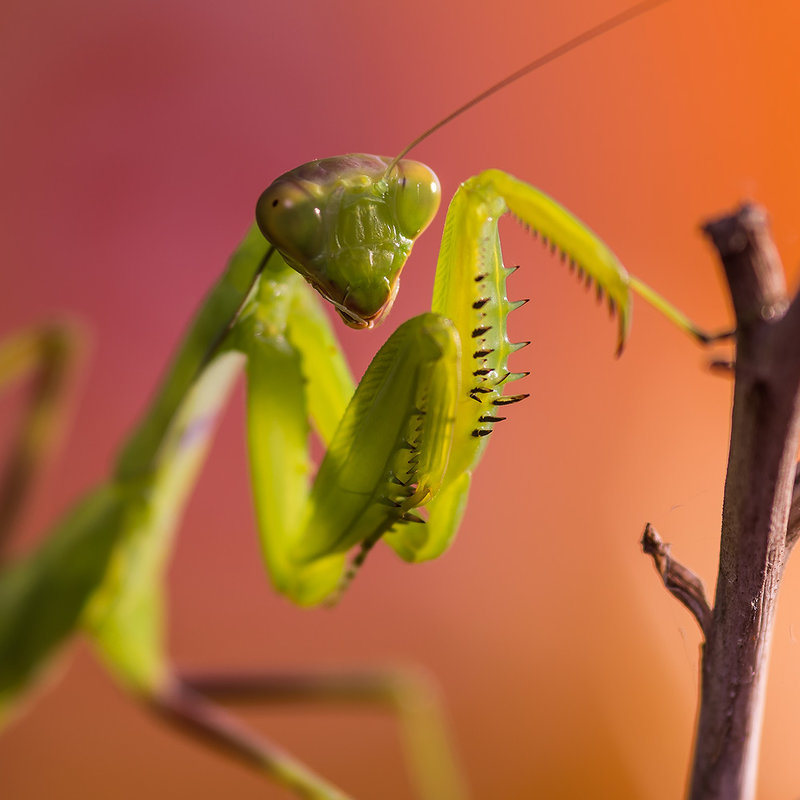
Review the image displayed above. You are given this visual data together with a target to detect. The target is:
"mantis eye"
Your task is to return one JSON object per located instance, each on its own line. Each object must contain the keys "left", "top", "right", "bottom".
{"left": 255, "top": 181, "right": 324, "bottom": 264}
{"left": 389, "top": 160, "right": 441, "bottom": 241}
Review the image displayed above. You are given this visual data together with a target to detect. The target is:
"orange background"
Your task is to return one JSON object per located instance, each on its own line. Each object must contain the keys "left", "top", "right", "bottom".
{"left": 2, "top": 0, "right": 800, "bottom": 797}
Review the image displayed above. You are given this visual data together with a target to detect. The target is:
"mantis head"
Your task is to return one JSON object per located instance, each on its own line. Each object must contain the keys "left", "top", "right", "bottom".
{"left": 256, "top": 154, "right": 440, "bottom": 328}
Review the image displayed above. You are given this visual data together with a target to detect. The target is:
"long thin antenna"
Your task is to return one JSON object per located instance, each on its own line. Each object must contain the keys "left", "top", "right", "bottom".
{"left": 385, "top": 0, "right": 672, "bottom": 174}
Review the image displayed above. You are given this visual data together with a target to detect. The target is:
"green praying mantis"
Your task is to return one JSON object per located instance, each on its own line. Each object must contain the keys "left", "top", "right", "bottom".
{"left": 0, "top": 1, "right": 722, "bottom": 798}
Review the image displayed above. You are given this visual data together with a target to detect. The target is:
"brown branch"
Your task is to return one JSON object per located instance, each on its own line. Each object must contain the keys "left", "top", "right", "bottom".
{"left": 705, "top": 204, "right": 788, "bottom": 323}
{"left": 785, "top": 462, "right": 800, "bottom": 552}
{"left": 775, "top": 268, "right": 800, "bottom": 364}
{"left": 685, "top": 205, "right": 800, "bottom": 800}
{"left": 641, "top": 523, "right": 712, "bottom": 636}
{"left": 708, "top": 359, "right": 735, "bottom": 374}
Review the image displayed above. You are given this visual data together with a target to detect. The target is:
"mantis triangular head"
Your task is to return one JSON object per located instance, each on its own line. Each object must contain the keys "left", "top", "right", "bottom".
{"left": 256, "top": 154, "right": 441, "bottom": 329}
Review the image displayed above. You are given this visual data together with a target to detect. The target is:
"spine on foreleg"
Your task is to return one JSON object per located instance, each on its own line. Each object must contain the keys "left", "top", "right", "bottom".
{"left": 386, "top": 179, "right": 530, "bottom": 563}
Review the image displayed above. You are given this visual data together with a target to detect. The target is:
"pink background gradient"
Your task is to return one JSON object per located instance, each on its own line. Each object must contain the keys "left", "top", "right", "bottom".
{"left": 2, "top": 1, "right": 800, "bottom": 797}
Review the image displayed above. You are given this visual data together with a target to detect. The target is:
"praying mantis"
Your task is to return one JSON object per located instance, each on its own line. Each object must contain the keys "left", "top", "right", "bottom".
{"left": 6, "top": 0, "right": 792, "bottom": 796}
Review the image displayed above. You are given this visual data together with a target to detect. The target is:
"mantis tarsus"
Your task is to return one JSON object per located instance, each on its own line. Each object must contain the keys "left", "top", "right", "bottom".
{"left": 0, "top": 1, "right": 733, "bottom": 798}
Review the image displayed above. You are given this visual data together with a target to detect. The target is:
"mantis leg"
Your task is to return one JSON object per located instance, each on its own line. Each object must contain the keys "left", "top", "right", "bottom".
{"left": 0, "top": 225, "right": 464, "bottom": 796}
{"left": 472, "top": 169, "right": 731, "bottom": 347}
{"left": 0, "top": 484, "right": 128, "bottom": 725}
{"left": 86, "top": 229, "right": 277, "bottom": 692}
{"left": 386, "top": 167, "right": 731, "bottom": 565}
{"left": 238, "top": 254, "right": 460, "bottom": 605}
{"left": 0, "top": 321, "right": 83, "bottom": 555}
{"left": 151, "top": 675, "right": 354, "bottom": 800}
{"left": 180, "top": 667, "right": 468, "bottom": 800}
{"left": 0, "top": 227, "right": 272, "bottom": 723}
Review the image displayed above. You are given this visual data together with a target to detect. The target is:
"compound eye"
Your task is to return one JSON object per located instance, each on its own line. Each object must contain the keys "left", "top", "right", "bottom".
{"left": 255, "top": 180, "right": 324, "bottom": 263}
{"left": 390, "top": 160, "right": 441, "bottom": 241}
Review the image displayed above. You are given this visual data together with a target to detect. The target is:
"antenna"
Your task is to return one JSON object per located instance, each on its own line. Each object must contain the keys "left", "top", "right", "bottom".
{"left": 384, "top": 0, "right": 672, "bottom": 175}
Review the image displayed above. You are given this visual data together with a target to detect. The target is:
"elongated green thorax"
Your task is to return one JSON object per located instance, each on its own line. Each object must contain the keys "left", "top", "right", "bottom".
{"left": 256, "top": 155, "right": 440, "bottom": 328}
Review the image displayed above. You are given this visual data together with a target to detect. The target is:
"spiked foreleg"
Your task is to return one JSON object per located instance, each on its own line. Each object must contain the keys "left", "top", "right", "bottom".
{"left": 475, "top": 169, "right": 722, "bottom": 348}
{"left": 387, "top": 167, "right": 720, "bottom": 565}
{"left": 238, "top": 260, "right": 353, "bottom": 608}
{"left": 242, "top": 260, "right": 460, "bottom": 605}
{"left": 243, "top": 322, "right": 349, "bottom": 607}
{"left": 292, "top": 314, "right": 459, "bottom": 590}
{"left": 387, "top": 177, "right": 529, "bottom": 563}
{"left": 471, "top": 169, "right": 633, "bottom": 351}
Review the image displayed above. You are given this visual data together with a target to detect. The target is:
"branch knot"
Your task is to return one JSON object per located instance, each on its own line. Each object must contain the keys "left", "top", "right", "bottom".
{"left": 641, "top": 523, "right": 712, "bottom": 638}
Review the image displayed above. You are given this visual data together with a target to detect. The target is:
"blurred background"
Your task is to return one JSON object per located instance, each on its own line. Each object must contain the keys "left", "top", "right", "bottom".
{"left": 2, "top": 0, "right": 799, "bottom": 797}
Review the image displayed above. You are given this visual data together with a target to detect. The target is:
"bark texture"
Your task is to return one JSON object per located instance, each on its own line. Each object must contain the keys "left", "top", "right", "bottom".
{"left": 644, "top": 205, "right": 800, "bottom": 800}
